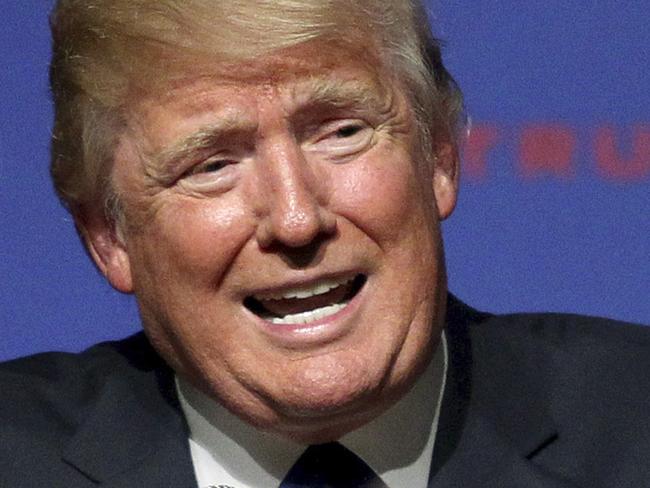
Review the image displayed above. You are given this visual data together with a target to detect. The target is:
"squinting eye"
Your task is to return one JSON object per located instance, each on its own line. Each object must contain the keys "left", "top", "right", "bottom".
{"left": 177, "top": 156, "right": 239, "bottom": 194}
{"left": 199, "top": 160, "right": 228, "bottom": 173}
{"left": 307, "top": 119, "right": 373, "bottom": 159}
{"left": 188, "top": 158, "right": 232, "bottom": 177}
{"left": 335, "top": 124, "right": 364, "bottom": 138}
{"left": 178, "top": 156, "right": 236, "bottom": 185}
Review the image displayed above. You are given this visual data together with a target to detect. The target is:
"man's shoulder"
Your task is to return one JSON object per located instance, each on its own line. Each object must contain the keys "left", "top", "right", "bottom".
{"left": 0, "top": 331, "right": 164, "bottom": 414}
{"left": 1, "top": 332, "right": 159, "bottom": 390}
{"left": 456, "top": 304, "right": 650, "bottom": 485}
{"left": 0, "top": 334, "right": 194, "bottom": 485}
{"left": 0, "top": 333, "right": 165, "bottom": 470}
{"left": 469, "top": 309, "right": 650, "bottom": 389}
{"left": 465, "top": 306, "right": 650, "bottom": 399}
{"left": 448, "top": 295, "right": 650, "bottom": 380}
{"left": 474, "top": 309, "right": 650, "bottom": 350}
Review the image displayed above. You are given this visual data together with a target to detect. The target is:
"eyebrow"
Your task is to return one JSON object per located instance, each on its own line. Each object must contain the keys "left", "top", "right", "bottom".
{"left": 291, "top": 76, "right": 393, "bottom": 116}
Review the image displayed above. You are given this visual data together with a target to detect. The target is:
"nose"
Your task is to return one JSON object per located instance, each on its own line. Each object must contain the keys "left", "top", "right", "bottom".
{"left": 254, "top": 135, "right": 336, "bottom": 250}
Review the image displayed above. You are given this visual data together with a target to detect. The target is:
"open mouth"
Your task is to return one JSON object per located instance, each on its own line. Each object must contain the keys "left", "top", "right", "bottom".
{"left": 244, "top": 274, "right": 367, "bottom": 325}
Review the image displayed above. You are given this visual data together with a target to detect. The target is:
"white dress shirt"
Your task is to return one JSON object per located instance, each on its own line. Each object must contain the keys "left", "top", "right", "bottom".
{"left": 176, "top": 332, "right": 447, "bottom": 488}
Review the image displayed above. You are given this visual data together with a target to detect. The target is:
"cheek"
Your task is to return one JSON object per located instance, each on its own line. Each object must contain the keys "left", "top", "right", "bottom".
{"left": 131, "top": 194, "right": 254, "bottom": 283}
{"left": 331, "top": 147, "right": 436, "bottom": 242}
{"left": 123, "top": 195, "right": 256, "bottom": 375}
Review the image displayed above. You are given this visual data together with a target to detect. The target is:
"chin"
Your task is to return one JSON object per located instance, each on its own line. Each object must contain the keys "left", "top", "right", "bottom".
{"left": 257, "top": 355, "right": 420, "bottom": 442}
{"left": 268, "top": 392, "right": 387, "bottom": 444}
{"left": 273, "top": 354, "right": 380, "bottom": 411}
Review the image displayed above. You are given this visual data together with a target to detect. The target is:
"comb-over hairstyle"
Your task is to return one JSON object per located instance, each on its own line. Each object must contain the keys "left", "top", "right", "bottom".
{"left": 49, "top": 0, "right": 463, "bottom": 220}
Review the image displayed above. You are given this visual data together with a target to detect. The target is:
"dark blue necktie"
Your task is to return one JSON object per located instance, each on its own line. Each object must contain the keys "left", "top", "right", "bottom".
{"left": 279, "top": 442, "right": 389, "bottom": 487}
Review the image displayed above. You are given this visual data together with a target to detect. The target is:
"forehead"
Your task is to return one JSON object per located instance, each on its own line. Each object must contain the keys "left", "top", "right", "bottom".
{"left": 127, "top": 42, "right": 398, "bottom": 143}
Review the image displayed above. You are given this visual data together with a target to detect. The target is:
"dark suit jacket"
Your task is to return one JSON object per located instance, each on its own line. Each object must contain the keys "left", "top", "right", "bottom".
{"left": 2, "top": 296, "right": 649, "bottom": 487}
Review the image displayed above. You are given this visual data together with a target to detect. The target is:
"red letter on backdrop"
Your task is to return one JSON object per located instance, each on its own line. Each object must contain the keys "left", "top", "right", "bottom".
{"left": 594, "top": 126, "right": 650, "bottom": 182}
{"left": 463, "top": 124, "right": 500, "bottom": 181}
{"left": 519, "top": 124, "right": 576, "bottom": 179}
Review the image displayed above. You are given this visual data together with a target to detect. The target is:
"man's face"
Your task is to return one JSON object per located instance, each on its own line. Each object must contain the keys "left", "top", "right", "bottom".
{"left": 92, "top": 44, "right": 457, "bottom": 442}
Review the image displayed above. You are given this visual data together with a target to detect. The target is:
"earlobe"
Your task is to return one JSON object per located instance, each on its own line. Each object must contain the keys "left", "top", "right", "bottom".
{"left": 76, "top": 213, "right": 134, "bottom": 294}
{"left": 432, "top": 142, "right": 459, "bottom": 220}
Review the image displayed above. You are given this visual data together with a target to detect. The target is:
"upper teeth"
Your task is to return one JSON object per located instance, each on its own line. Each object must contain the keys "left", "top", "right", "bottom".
{"left": 255, "top": 277, "right": 353, "bottom": 301}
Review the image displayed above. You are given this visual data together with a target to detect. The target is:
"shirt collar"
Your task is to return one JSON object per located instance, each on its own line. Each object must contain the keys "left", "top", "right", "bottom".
{"left": 176, "top": 332, "right": 447, "bottom": 488}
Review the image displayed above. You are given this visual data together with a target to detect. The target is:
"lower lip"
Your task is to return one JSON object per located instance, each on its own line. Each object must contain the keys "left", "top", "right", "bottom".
{"left": 248, "top": 280, "right": 367, "bottom": 347}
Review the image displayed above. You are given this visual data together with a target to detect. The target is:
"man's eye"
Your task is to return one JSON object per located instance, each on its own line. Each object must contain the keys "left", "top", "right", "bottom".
{"left": 307, "top": 119, "right": 373, "bottom": 159}
{"left": 176, "top": 157, "right": 239, "bottom": 194}
{"left": 189, "top": 159, "right": 231, "bottom": 176}
{"left": 199, "top": 160, "right": 228, "bottom": 173}
{"left": 178, "top": 157, "right": 236, "bottom": 186}
{"left": 335, "top": 124, "right": 364, "bottom": 138}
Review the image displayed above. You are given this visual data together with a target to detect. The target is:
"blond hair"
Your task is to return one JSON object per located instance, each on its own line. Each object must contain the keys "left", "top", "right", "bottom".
{"left": 49, "top": 0, "right": 463, "bottom": 220}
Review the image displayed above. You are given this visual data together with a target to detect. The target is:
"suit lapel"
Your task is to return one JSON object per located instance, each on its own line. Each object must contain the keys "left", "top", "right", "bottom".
{"left": 61, "top": 342, "right": 197, "bottom": 487}
{"left": 431, "top": 413, "right": 576, "bottom": 487}
{"left": 429, "top": 296, "right": 576, "bottom": 487}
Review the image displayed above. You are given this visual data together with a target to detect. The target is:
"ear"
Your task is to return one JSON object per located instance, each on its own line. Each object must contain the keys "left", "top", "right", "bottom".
{"left": 432, "top": 142, "right": 459, "bottom": 220}
{"left": 76, "top": 211, "right": 134, "bottom": 293}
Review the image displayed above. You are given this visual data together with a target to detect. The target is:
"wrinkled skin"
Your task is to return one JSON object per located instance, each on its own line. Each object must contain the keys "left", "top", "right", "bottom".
{"left": 83, "top": 43, "right": 458, "bottom": 443}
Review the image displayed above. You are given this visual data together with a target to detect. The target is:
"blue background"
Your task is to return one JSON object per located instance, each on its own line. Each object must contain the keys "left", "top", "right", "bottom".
{"left": 1, "top": 1, "right": 648, "bottom": 361}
